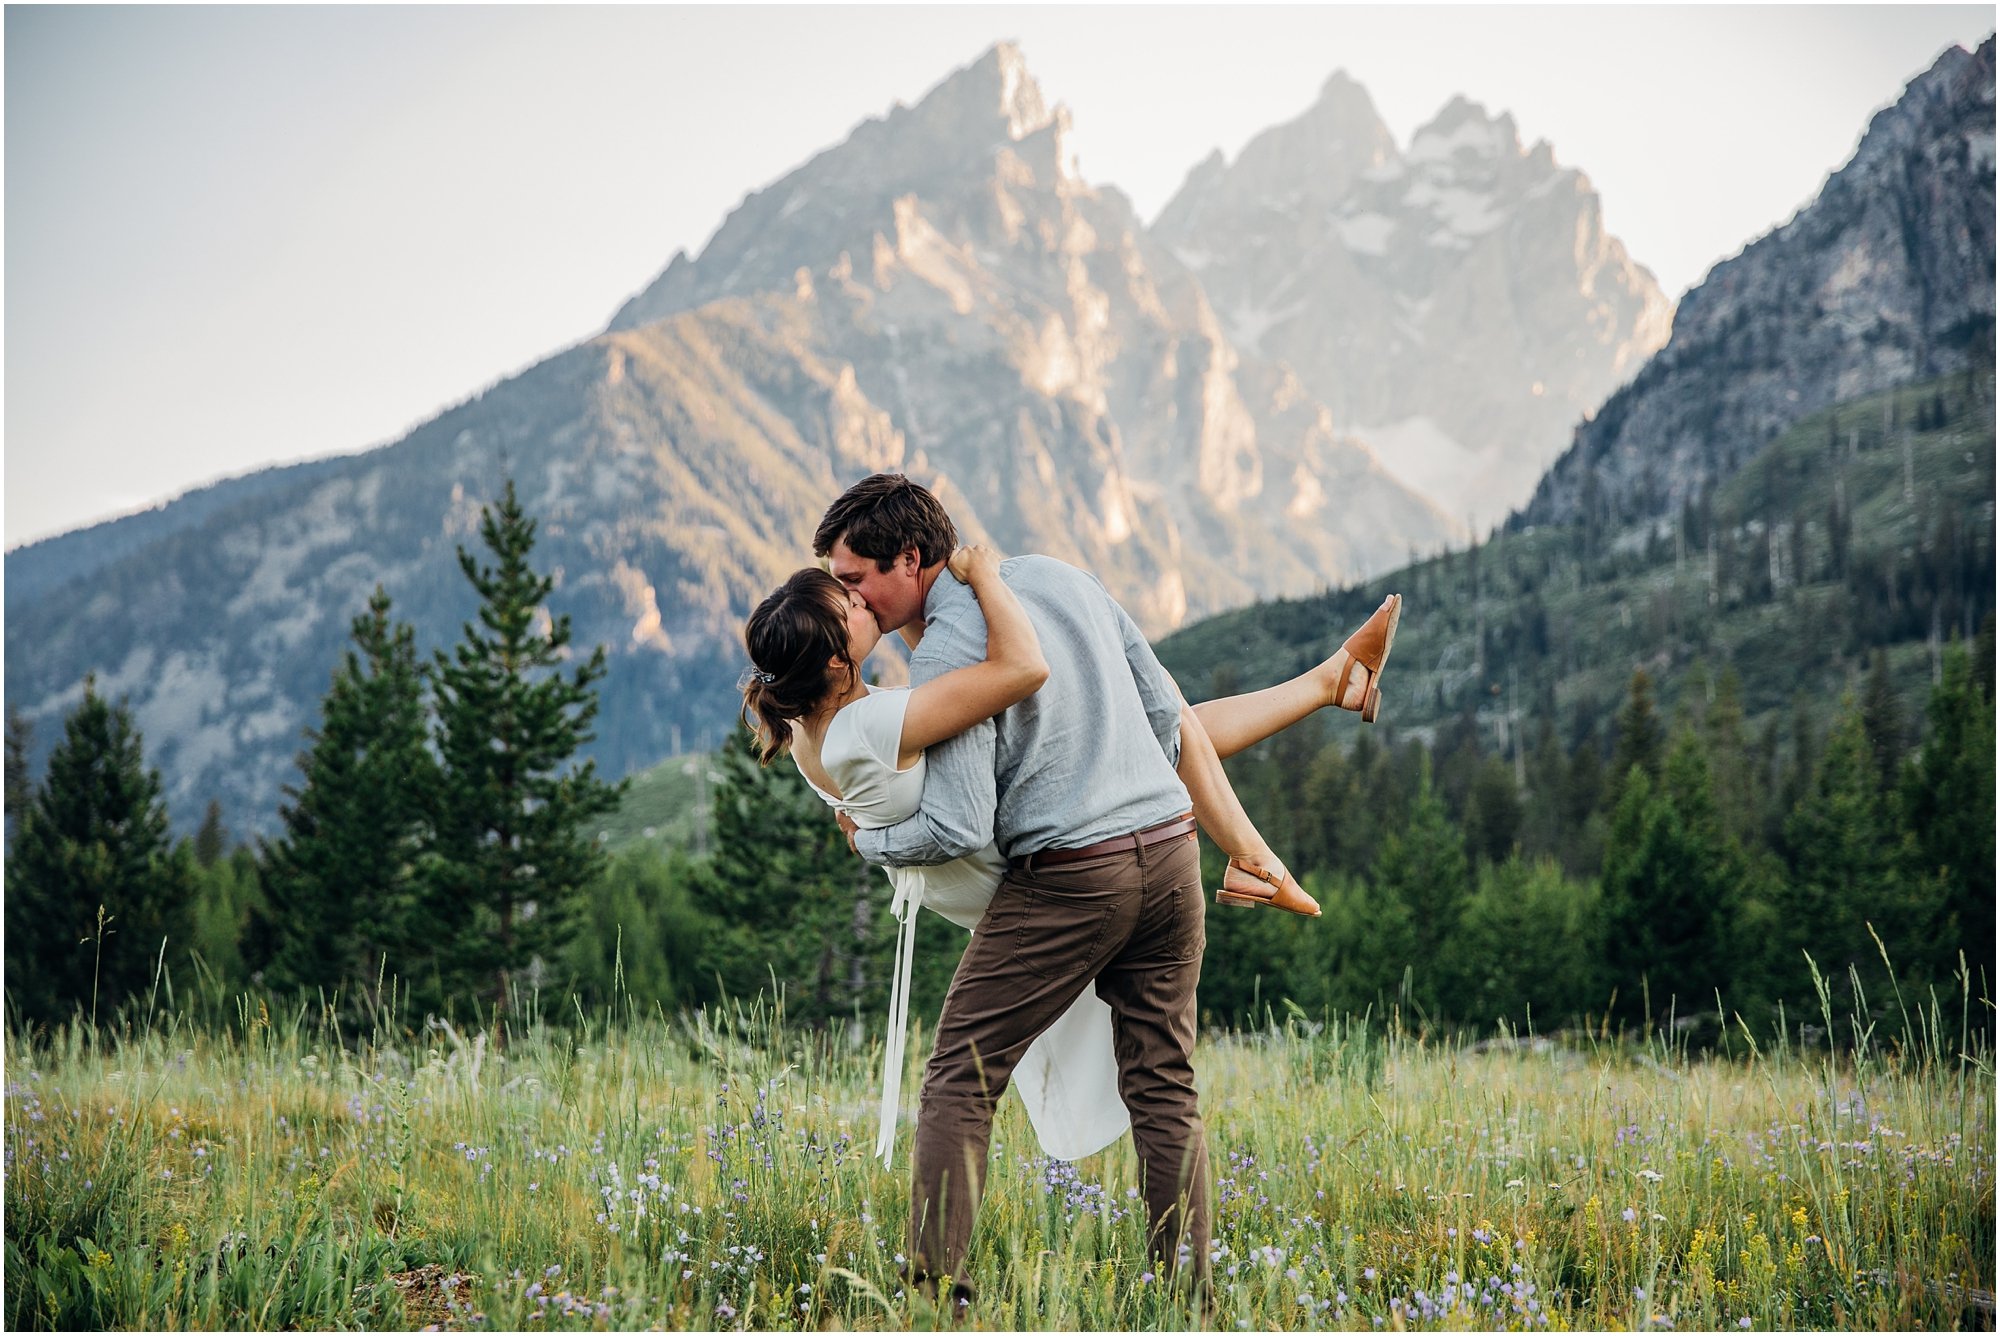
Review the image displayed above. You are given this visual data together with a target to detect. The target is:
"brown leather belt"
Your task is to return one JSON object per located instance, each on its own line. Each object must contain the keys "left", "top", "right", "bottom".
{"left": 1009, "top": 813, "right": 1198, "bottom": 871}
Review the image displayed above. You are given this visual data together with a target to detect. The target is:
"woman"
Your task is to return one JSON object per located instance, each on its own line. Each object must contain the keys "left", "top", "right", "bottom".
{"left": 741, "top": 547, "right": 1399, "bottom": 1163}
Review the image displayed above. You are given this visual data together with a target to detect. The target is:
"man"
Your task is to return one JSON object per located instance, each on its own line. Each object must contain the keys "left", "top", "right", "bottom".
{"left": 814, "top": 472, "right": 1211, "bottom": 1309}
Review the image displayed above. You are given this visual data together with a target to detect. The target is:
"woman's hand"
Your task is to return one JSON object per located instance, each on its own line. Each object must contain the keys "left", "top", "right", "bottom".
{"left": 947, "top": 544, "right": 1003, "bottom": 584}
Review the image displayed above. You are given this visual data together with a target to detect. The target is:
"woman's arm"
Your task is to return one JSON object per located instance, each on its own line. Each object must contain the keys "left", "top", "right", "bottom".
{"left": 895, "top": 545, "right": 1049, "bottom": 768}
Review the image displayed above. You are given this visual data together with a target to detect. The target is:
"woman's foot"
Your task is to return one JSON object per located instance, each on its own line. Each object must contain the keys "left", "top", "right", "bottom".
{"left": 1314, "top": 594, "right": 1402, "bottom": 722}
{"left": 1215, "top": 854, "right": 1321, "bottom": 917}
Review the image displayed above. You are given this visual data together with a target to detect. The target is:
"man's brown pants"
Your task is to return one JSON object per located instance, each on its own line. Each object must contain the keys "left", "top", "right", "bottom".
{"left": 907, "top": 831, "right": 1210, "bottom": 1299}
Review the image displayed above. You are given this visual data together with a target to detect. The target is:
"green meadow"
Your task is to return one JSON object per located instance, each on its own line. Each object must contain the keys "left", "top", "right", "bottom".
{"left": 5, "top": 962, "right": 1991, "bottom": 1332}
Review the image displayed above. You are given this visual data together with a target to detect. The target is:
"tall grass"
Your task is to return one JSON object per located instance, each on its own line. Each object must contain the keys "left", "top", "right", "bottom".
{"left": 5, "top": 959, "right": 1992, "bottom": 1331}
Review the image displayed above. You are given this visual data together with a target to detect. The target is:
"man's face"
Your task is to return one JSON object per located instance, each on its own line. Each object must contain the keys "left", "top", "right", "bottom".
{"left": 828, "top": 537, "right": 924, "bottom": 633}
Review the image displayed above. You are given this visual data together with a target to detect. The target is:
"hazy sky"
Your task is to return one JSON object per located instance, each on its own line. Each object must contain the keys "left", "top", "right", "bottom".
{"left": 5, "top": 4, "right": 1992, "bottom": 548}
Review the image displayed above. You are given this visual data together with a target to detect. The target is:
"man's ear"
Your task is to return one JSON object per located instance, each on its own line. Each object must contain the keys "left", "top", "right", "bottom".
{"left": 903, "top": 547, "right": 923, "bottom": 573}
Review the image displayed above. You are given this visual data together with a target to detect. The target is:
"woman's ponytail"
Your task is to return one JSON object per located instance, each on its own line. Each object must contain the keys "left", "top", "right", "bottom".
{"left": 740, "top": 569, "right": 856, "bottom": 765}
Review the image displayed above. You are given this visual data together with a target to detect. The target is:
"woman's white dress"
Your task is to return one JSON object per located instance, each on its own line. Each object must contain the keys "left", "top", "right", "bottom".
{"left": 796, "top": 686, "right": 1129, "bottom": 1165}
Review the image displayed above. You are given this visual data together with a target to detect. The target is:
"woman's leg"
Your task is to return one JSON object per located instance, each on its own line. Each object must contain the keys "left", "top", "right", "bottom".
{"left": 1175, "top": 701, "right": 1319, "bottom": 917}
{"left": 1189, "top": 594, "right": 1400, "bottom": 757}
{"left": 1190, "top": 657, "right": 1355, "bottom": 759}
{"left": 1175, "top": 701, "right": 1276, "bottom": 866}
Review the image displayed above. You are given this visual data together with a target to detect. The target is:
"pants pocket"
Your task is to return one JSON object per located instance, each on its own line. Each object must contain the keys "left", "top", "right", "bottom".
{"left": 1008, "top": 881, "right": 1116, "bottom": 980}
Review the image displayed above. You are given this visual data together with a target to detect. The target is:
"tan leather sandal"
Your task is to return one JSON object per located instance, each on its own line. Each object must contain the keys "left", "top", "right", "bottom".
{"left": 1337, "top": 594, "right": 1403, "bottom": 723}
{"left": 1215, "top": 856, "right": 1322, "bottom": 917}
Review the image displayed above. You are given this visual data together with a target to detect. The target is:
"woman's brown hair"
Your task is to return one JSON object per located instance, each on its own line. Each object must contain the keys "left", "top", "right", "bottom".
{"left": 740, "top": 568, "right": 857, "bottom": 765}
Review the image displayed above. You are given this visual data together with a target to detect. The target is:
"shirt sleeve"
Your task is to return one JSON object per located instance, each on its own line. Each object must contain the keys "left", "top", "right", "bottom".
{"left": 852, "top": 587, "right": 998, "bottom": 866}
{"left": 828, "top": 691, "right": 911, "bottom": 793}
{"left": 1103, "top": 577, "right": 1183, "bottom": 767}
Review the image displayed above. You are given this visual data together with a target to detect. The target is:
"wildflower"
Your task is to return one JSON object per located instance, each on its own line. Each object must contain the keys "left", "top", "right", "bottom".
{"left": 1636, "top": 1168, "right": 1664, "bottom": 1183}
{"left": 1623, "top": 1208, "right": 1638, "bottom": 1223}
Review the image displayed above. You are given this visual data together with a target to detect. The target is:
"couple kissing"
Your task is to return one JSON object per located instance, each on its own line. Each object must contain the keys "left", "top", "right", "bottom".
{"left": 739, "top": 472, "right": 1401, "bottom": 1309}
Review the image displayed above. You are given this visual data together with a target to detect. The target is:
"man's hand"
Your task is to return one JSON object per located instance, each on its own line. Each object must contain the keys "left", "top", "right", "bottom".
{"left": 836, "top": 810, "right": 860, "bottom": 854}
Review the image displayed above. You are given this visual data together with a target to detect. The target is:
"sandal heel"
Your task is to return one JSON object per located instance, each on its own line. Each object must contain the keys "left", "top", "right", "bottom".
{"left": 1214, "top": 890, "right": 1266, "bottom": 909}
{"left": 1362, "top": 685, "right": 1380, "bottom": 723}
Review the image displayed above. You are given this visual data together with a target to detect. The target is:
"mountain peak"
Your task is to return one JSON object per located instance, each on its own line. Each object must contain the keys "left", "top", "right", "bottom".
{"left": 919, "top": 41, "right": 1058, "bottom": 144}
{"left": 1311, "top": 68, "right": 1385, "bottom": 125}
{"left": 1410, "top": 96, "right": 1523, "bottom": 164}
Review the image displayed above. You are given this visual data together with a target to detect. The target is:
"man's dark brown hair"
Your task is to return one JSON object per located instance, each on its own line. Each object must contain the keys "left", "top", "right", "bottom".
{"left": 813, "top": 473, "right": 958, "bottom": 571}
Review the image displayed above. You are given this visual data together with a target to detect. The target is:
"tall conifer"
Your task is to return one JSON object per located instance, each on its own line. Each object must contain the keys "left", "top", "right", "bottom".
{"left": 425, "top": 482, "right": 624, "bottom": 1019}
{"left": 261, "top": 587, "right": 435, "bottom": 1010}
{"left": 697, "top": 726, "right": 883, "bottom": 1029}
{"left": 1900, "top": 641, "right": 1996, "bottom": 986}
{"left": 4, "top": 679, "right": 195, "bottom": 1027}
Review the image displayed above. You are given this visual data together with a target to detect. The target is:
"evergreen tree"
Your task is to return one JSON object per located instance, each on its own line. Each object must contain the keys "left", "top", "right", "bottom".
{"left": 1899, "top": 641, "right": 1996, "bottom": 987}
{"left": 188, "top": 847, "right": 263, "bottom": 993}
{"left": 1599, "top": 732, "right": 1738, "bottom": 1026}
{"left": 1292, "top": 732, "right": 1356, "bottom": 876}
{"left": 261, "top": 587, "right": 437, "bottom": 1011}
{"left": 1518, "top": 718, "right": 1569, "bottom": 865}
{"left": 567, "top": 848, "right": 711, "bottom": 1015}
{"left": 697, "top": 726, "right": 888, "bottom": 1029}
{"left": 193, "top": 800, "right": 229, "bottom": 869}
{"left": 1858, "top": 649, "right": 1905, "bottom": 794}
{"left": 4, "top": 679, "right": 197, "bottom": 1028}
{"left": 1289, "top": 870, "right": 1418, "bottom": 1020}
{"left": 1560, "top": 728, "right": 1607, "bottom": 878}
{"left": 426, "top": 484, "right": 625, "bottom": 1019}
{"left": 1610, "top": 668, "right": 1665, "bottom": 784}
{"left": 1462, "top": 754, "right": 1523, "bottom": 865}
{"left": 5, "top": 706, "right": 30, "bottom": 850}
{"left": 1775, "top": 705, "right": 1901, "bottom": 1015}
{"left": 1701, "top": 669, "right": 1761, "bottom": 851}
{"left": 1442, "top": 856, "right": 1602, "bottom": 1030}
{"left": 1371, "top": 757, "right": 1470, "bottom": 1013}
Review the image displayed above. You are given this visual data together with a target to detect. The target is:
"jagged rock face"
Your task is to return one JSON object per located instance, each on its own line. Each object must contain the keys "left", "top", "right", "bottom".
{"left": 611, "top": 43, "right": 1454, "bottom": 620}
{"left": 4, "top": 44, "right": 1455, "bottom": 838}
{"left": 1153, "top": 73, "right": 1673, "bottom": 532}
{"left": 1520, "top": 39, "right": 1996, "bottom": 532}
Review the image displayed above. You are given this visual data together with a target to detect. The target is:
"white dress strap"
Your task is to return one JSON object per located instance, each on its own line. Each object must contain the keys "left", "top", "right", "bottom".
{"left": 876, "top": 872, "right": 922, "bottom": 1164}
{"left": 819, "top": 690, "right": 930, "bottom": 1166}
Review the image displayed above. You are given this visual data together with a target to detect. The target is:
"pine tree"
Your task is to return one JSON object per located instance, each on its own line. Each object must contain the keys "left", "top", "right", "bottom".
{"left": 4, "top": 678, "right": 197, "bottom": 1028}
{"left": 1462, "top": 754, "right": 1523, "bottom": 865}
{"left": 1600, "top": 732, "right": 1739, "bottom": 1027}
{"left": 1858, "top": 649, "right": 1905, "bottom": 794}
{"left": 1610, "top": 668, "right": 1665, "bottom": 786}
{"left": 1899, "top": 640, "right": 1996, "bottom": 987}
{"left": 695, "top": 726, "right": 888, "bottom": 1029}
{"left": 1702, "top": 669, "right": 1761, "bottom": 851}
{"left": 425, "top": 483, "right": 625, "bottom": 1019}
{"left": 1372, "top": 757, "right": 1470, "bottom": 1013}
{"left": 193, "top": 800, "right": 229, "bottom": 869}
{"left": 1776, "top": 705, "right": 1900, "bottom": 1014}
{"left": 189, "top": 847, "right": 263, "bottom": 992}
{"left": 5, "top": 706, "right": 31, "bottom": 851}
{"left": 1443, "top": 856, "right": 1602, "bottom": 1030}
{"left": 261, "top": 587, "right": 437, "bottom": 1011}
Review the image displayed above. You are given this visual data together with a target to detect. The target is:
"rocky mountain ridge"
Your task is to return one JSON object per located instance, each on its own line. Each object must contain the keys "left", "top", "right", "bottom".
{"left": 1152, "top": 71, "right": 1673, "bottom": 532}
{"left": 1516, "top": 38, "right": 1996, "bottom": 533}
